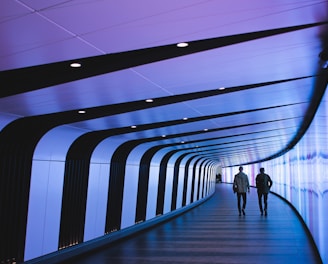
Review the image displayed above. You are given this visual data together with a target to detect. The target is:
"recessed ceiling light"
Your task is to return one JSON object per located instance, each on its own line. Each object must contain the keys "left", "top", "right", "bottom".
{"left": 177, "top": 42, "right": 189, "bottom": 48}
{"left": 162, "top": 135, "right": 166, "bottom": 137}
{"left": 145, "top": 99, "right": 153, "bottom": 103}
{"left": 78, "top": 110, "right": 86, "bottom": 114}
{"left": 131, "top": 125, "right": 137, "bottom": 129}
{"left": 70, "top": 62, "right": 81, "bottom": 68}
{"left": 204, "top": 128, "right": 208, "bottom": 131}
{"left": 218, "top": 87, "right": 225, "bottom": 90}
{"left": 183, "top": 117, "right": 188, "bottom": 120}
{"left": 181, "top": 141, "right": 185, "bottom": 144}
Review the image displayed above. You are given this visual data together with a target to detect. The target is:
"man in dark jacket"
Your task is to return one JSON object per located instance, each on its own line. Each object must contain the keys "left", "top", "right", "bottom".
{"left": 256, "top": 167, "right": 273, "bottom": 216}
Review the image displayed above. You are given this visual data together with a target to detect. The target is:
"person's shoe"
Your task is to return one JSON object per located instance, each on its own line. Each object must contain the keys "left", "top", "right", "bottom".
{"left": 260, "top": 210, "right": 263, "bottom": 216}
{"left": 242, "top": 209, "right": 245, "bottom": 215}
{"left": 264, "top": 209, "right": 267, "bottom": 216}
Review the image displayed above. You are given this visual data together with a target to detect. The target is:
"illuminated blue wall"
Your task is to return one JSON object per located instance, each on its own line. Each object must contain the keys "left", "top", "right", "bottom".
{"left": 222, "top": 89, "right": 328, "bottom": 263}
{"left": 22, "top": 132, "right": 217, "bottom": 262}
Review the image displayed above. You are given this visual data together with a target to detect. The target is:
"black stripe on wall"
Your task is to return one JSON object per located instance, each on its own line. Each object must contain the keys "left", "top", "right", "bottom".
{"left": 59, "top": 159, "right": 90, "bottom": 249}
{"left": 135, "top": 146, "right": 162, "bottom": 223}
{"left": 202, "top": 161, "right": 212, "bottom": 198}
{"left": 0, "top": 118, "right": 51, "bottom": 263}
{"left": 171, "top": 156, "right": 182, "bottom": 211}
{"left": 156, "top": 153, "right": 175, "bottom": 216}
{"left": 105, "top": 142, "right": 138, "bottom": 233}
{"left": 197, "top": 159, "right": 207, "bottom": 200}
{"left": 182, "top": 158, "right": 193, "bottom": 206}
{"left": 190, "top": 158, "right": 202, "bottom": 204}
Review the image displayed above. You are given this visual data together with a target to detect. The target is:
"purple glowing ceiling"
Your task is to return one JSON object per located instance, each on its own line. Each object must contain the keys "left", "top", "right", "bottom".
{"left": 1, "top": 0, "right": 327, "bottom": 166}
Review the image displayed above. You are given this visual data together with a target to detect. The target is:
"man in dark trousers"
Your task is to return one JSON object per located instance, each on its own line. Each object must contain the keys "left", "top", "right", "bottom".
{"left": 233, "top": 166, "right": 250, "bottom": 216}
{"left": 256, "top": 167, "right": 273, "bottom": 216}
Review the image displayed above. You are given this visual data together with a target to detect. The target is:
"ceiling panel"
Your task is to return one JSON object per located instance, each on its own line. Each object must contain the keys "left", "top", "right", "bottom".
{"left": 1, "top": 0, "right": 327, "bottom": 167}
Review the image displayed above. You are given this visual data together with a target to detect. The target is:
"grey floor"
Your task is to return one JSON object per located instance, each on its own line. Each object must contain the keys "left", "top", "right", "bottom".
{"left": 60, "top": 183, "right": 322, "bottom": 263}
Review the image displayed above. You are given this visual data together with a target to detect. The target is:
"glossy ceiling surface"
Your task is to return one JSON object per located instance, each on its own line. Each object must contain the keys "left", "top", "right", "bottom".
{"left": 1, "top": 0, "right": 328, "bottom": 167}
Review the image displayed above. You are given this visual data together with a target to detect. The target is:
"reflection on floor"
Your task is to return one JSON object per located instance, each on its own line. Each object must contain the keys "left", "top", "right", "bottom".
{"left": 59, "top": 184, "right": 322, "bottom": 264}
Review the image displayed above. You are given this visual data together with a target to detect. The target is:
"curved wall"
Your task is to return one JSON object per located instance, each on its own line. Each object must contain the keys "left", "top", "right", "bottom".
{"left": 222, "top": 88, "right": 328, "bottom": 264}
{"left": 20, "top": 130, "right": 217, "bottom": 262}
{"left": 25, "top": 126, "right": 87, "bottom": 261}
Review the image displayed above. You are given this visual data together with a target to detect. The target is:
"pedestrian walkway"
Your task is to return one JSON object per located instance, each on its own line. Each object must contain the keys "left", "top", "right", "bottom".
{"left": 59, "top": 183, "right": 322, "bottom": 264}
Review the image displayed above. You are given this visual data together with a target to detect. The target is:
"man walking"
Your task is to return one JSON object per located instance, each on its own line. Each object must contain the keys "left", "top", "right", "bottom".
{"left": 233, "top": 166, "right": 250, "bottom": 216}
{"left": 256, "top": 167, "right": 273, "bottom": 216}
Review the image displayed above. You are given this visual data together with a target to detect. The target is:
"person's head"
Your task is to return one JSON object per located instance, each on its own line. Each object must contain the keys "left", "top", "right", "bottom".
{"left": 260, "top": 167, "right": 265, "bottom": 173}
{"left": 239, "top": 166, "right": 243, "bottom": 172}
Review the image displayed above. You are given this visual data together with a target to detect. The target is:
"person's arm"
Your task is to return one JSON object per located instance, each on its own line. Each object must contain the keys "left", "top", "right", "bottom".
{"left": 247, "top": 175, "right": 250, "bottom": 192}
{"left": 233, "top": 175, "right": 238, "bottom": 193}
{"left": 268, "top": 176, "right": 273, "bottom": 188}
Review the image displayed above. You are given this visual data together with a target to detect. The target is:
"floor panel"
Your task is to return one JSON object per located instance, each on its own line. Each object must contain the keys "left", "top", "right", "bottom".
{"left": 59, "top": 184, "right": 322, "bottom": 264}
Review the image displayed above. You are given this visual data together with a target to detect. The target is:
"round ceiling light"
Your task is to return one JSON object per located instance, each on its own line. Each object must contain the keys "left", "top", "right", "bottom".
{"left": 177, "top": 42, "right": 189, "bottom": 48}
{"left": 70, "top": 62, "right": 81, "bottom": 68}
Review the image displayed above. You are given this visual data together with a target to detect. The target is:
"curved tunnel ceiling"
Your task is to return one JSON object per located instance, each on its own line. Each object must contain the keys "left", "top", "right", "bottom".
{"left": 1, "top": 1, "right": 328, "bottom": 167}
